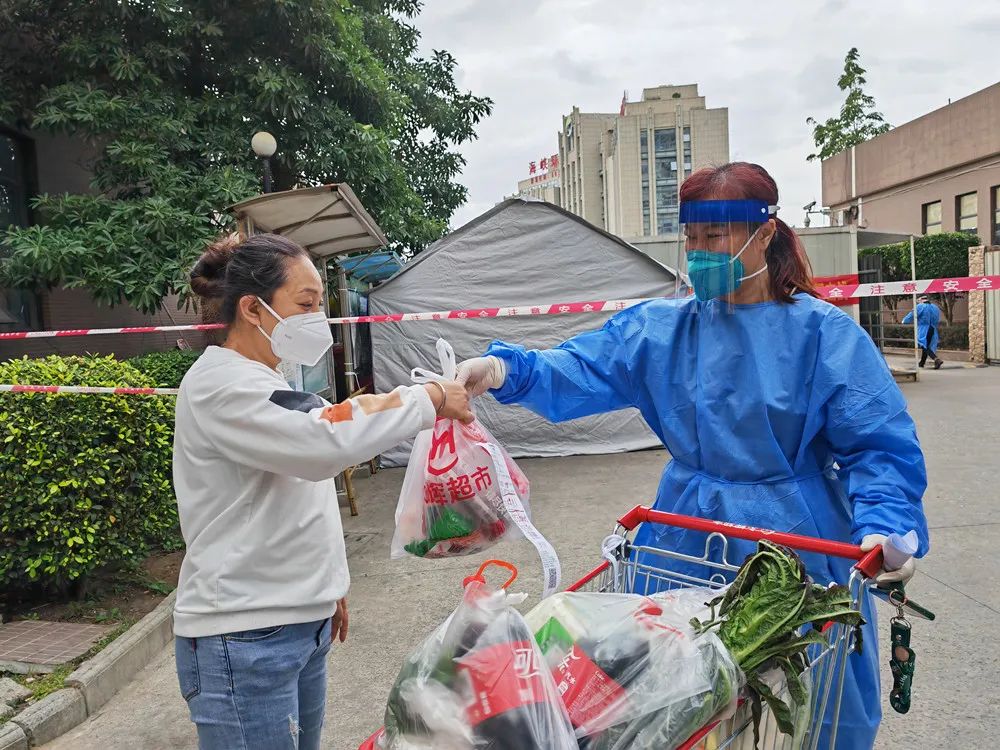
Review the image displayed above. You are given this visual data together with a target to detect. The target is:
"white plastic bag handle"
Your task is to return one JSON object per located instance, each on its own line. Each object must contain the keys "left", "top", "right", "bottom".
{"left": 411, "top": 338, "right": 458, "bottom": 383}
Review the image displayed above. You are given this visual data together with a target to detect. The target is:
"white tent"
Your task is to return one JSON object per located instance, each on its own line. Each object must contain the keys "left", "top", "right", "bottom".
{"left": 369, "top": 199, "right": 684, "bottom": 466}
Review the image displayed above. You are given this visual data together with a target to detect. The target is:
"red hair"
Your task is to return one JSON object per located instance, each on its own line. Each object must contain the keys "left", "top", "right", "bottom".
{"left": 679, "top": 162, "right": 818, "bottom": 302}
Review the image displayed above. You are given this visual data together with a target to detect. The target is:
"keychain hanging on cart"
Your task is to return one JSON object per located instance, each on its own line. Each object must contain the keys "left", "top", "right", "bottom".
{"left": 887, "top": 584, "right": 916, "bottom": 714}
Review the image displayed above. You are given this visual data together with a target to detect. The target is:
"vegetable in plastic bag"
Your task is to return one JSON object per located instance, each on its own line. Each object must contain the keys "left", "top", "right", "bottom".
{"left": 380, "top": 562, "right": 577, "bottom": 750}
{"left": 392, "top": 341, "right": 531, "bottom": 560}
{"left": 525, "top": 590, "right": 742, "bottom": 750}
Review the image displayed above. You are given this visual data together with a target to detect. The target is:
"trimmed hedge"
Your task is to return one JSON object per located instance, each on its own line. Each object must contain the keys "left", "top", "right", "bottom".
{"left": 0, "top": 355, "right": 178, "bottom": 599}
{"left": 883, "top": 323, "right": 968, "bottom": 350}
{"left": 127, "top": 349, "right": 202, "bottom": 388}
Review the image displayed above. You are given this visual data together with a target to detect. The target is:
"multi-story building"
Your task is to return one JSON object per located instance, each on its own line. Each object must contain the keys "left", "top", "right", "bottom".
{"left": 557, "top": 85, "right": 729, "bottom": 246}
{"left": 821, "top": 81, "right": 1000, "bottom": 244}
{"left": 506, "top": 155, "right": 561, "bottom": 205}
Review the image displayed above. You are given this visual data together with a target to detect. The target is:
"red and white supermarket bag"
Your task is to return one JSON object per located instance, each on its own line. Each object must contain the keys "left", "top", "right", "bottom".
{"left": 390, "top": 339, "right": 561, "bottom": 597}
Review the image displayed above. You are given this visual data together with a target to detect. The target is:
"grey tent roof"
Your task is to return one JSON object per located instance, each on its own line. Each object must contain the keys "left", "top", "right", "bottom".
{"left": 368, "top": 198, "right": 681, "bottom": 466}
{"left": 377, "top": 198, "right": 682, "bottom": 288}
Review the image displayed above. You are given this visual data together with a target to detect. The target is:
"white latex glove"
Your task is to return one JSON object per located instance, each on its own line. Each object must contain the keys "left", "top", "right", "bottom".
{"left": 860, "top": 534, "right": 916, "bottom": 585}
{"left": 456, "top": 356, "right": 506, "bottom": 397}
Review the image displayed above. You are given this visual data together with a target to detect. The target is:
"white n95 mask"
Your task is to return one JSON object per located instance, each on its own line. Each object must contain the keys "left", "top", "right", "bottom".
{"left": 256, "top": 297, "right": 333, "bottom": 367}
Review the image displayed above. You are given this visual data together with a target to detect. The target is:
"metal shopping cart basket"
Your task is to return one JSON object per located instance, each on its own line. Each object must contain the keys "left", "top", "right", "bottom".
{"left": 360, "top": 505, "right": 886, "bottom": 750}
{"left": 562, "top": 505, "right": 886, "bottom": 750}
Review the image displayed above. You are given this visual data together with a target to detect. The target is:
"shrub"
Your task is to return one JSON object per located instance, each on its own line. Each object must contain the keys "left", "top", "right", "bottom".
{"left": 883, "top": 323, "right": 968, "bottom": 351}
{"left": 127, "top": 349, "right": 202, "bottom": 388}
{"left": 0, "top": 355, "right": 177, "bottom": 599}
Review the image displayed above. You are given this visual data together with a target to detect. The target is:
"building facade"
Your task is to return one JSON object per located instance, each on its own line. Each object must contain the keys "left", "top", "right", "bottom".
{"left": 1, "top": 125, "right": 208, "bottom": 359}
{"left": 557, "top": 85, "right": 729, "bottom": 243}
{"left": 821, "top": 81, "right": 1000, "bottom": 245}
{"left": 506, "top": 156, "right": 561, "bottom": 205}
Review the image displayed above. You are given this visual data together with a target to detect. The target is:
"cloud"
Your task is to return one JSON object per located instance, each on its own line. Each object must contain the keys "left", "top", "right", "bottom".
{"left": 414, "top": 0, "right": 1000, "bottom": 229}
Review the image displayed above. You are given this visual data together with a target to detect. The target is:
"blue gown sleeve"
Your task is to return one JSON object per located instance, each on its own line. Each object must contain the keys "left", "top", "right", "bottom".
{"left": 902, "top": 310, "right": 915, "bottom": 325}
{"left": 818, "top": 312, "right": 930, "bottom": 555}
{"left": 484, "top": 312, "right": 640, "bottom": 423}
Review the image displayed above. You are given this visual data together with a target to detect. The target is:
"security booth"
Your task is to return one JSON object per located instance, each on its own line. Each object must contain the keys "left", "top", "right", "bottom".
{"left": 228, "top": 184, "right": 388, "bottom": 403}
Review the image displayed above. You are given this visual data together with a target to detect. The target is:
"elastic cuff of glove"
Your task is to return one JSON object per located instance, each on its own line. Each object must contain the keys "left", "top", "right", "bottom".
{"left": 486, "top": 356, "right": 507, "bottom": 390}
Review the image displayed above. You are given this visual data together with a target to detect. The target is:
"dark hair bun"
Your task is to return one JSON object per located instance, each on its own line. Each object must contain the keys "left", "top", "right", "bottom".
{"left": 190, "top": 234, "right": 241, "bottom": 299}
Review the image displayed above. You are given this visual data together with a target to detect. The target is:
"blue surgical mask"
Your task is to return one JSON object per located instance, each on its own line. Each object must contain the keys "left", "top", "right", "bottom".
{"left": 686, "top": 227, "right": 767, "bottom": 302}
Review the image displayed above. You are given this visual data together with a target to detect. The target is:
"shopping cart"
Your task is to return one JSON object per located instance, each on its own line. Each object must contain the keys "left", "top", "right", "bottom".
{"left": 359, "top": 505, "right": 885, "bottom": 750}
{"left": 564, "top": 505, "right": 884, "bottom": 750}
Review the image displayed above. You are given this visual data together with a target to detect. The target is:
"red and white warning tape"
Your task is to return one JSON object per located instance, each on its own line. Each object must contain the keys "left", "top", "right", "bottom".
{"left": 0, "top": 323, "right": 224, "bottom": 341}
{"left": 2, "top": 275, "right": 998, "bottom": 342}
{"left": 819, "top": 274, "right": 1000, "bottom": 301}
{"left": 0, "top": 384, "right": 179, "bottom": 396}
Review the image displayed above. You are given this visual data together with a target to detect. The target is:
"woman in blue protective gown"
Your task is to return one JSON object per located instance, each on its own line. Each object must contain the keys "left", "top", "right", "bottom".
{"left": 456, "top": 162, "right": 929, "bottom": 750}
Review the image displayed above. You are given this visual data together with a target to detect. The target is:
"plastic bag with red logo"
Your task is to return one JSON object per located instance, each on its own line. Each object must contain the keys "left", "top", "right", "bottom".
{"left": 391, "top": 341, "right": 548, "bottom": 568}
{"left": 523, "top": 589, "right": 742, "bottom": 750}
{"left": 377, "top": 561, "right": 578, "bottom": 750}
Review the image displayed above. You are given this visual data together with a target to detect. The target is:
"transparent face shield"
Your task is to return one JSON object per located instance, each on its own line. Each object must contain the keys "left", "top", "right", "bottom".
{"left": 679, "top": 199, "right": 777, "bottom": 312}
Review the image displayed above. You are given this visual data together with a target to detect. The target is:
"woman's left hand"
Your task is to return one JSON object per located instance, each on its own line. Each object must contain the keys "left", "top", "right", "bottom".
{"left": 331, "top": 598, "right": 349, "bottom": 643}
{"left": 860, "top": 535, "right": 916, "bottom": 585}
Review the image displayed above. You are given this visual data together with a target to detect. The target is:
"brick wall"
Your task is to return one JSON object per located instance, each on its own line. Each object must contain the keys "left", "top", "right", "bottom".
{"left": 1, "top": 287, "right": 210, "bottom": 361}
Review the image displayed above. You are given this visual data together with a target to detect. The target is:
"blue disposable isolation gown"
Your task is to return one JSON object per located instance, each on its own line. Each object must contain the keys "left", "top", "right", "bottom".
{"left": 485, "top": 294, "right": 929, "bottom": 750}
{"left": 902, "top": 302, "right": 942, "bottom": 351}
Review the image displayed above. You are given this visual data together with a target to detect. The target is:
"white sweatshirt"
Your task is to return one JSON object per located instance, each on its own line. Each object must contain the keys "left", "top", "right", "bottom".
{"left": 172, "top": 346, "right": 436, "bottom": 638}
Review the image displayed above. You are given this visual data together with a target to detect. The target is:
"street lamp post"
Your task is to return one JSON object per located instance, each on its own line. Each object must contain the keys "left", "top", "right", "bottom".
{"left": 251, "top": 131, "right": 277, "bottom": 194}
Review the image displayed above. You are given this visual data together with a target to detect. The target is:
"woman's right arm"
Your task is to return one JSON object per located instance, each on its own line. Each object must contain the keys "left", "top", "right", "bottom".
{"left": 188, "top": 381, "right": 469, "bottom": 482}
{"left": 475, "top": 313, "right": 640, "bottom": 423}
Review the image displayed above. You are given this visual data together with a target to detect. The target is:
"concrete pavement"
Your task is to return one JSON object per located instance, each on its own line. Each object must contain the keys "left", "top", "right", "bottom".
{"left": 43, "top": 364, "right": 1000, "bottom": 749}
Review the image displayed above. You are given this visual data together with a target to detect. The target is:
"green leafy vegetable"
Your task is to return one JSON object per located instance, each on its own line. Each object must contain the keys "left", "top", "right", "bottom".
{"left": 692, "top": 541, "right": 864, "bottom": 746}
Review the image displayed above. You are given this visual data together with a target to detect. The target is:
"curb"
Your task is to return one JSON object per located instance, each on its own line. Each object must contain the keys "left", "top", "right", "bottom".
{"left": 9, "top": 690, "right": 85, "bottom": 747}
{"left": 0, "top": 722, "right": 28, "bottom": 750}
{"left": 65, "top": 591, "right": 176, "bottom": 715}
{"left": 4, "top": 591, "right": 175, "bottom": 747}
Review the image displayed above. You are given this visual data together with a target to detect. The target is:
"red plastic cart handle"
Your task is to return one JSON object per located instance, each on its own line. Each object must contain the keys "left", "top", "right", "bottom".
{"left": 617, "top": 505, "right": 884, "bottom": 579}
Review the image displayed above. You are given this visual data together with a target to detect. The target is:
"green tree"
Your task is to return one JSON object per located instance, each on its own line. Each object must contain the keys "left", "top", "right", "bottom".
{"left": 860, "top": 232, "right": 976, "bottom": 325}
{"left": 0, "top": 0, "right": 491, "bottom": 314}
{"left": 806, "top": 48, "right": 891, "bottom": 162}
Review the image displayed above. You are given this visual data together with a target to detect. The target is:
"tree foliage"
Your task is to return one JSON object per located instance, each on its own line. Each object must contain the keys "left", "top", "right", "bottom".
{"left": 0, "top": 0, "right": 491, "bottom": 313}
{"left": 807, "top": 48, "right": 891, "bottom": 162}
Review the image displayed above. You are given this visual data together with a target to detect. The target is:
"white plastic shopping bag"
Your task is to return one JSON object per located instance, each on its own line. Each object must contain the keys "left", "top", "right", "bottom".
{"left": 391, "top": 340, "right": 561, "bottom": 596}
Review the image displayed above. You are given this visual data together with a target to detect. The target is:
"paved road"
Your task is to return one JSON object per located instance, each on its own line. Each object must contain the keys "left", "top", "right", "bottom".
{"left": 45, "top": 363, "right": 1000, "bottom": 749}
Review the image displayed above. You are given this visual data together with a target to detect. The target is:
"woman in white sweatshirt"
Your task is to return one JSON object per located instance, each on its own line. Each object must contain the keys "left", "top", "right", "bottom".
{"left": 172, "top": 233, "right": 472, "bottom": 750}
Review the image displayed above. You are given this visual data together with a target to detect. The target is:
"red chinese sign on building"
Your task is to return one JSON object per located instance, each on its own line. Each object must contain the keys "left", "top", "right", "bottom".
{"left": 528, "top": 154, "right": 559, "bottom": 177}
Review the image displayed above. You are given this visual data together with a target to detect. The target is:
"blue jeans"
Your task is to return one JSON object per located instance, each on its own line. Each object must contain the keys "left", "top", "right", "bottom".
{"left": 175, "top": 618, "right": 332, "bottom": 750}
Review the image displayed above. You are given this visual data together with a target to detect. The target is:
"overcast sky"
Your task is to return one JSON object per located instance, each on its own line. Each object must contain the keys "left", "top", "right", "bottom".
{"left": 415, "top": 0, "right": 1000, "bottom": 230}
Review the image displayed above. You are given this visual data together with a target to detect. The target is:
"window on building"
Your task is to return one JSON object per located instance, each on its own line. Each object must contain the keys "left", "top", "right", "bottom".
{"left": 682, "top": 126, "right": 692, "bottom": 177}
{"left": 956, "top": 192, "right": 977, "bottom": 235}
{"left": 640, "top": 129, "right": 650, "bottom": 235}
{"left": 993, "top": 186, "right": 1000, "bottom": 245}
{"left": 922, "top": 201, "right": 942, "bottom": 235}
{"left": 653, "top": 128, "right": 679, "bottom": 234}
{"left": 1, "top": 132, "right": 41, "bottom": 330}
